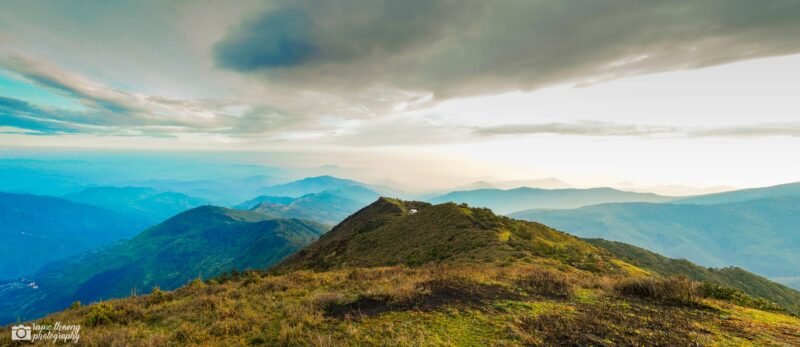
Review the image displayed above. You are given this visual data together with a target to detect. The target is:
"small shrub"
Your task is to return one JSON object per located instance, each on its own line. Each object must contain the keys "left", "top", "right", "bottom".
{"left": 150, "top": 286, "right": 167, "bottom": 305}
{"left": 69, "top": 301, "right": 81, "bottom": 309}
{"left": 614, "top": 276, "right": 698, "bottom": 305}
{"left": 242, "top": 270, "right": 261, "bottom": 286}
{"left": 514, "top": 268, "right": 574, "bottom": 298}
{"left": 188, "top": 278, "right": 205, "bottom": 289}
{"left": 84, "top": 303, "right": 116, "bottom": 327}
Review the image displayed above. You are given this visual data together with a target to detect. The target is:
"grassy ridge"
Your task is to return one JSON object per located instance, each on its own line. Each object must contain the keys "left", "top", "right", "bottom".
{"left": 584, "top": 238, "right": 800, "bottom": 313}
{"left": 7, "top": 264, "right": 798, "bottom": 346}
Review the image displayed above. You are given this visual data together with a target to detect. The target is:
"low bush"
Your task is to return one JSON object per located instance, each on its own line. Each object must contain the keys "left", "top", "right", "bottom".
{"left": 614, "top": 276, "right": 698, "bottom": 305}
{"left": 84, "top": 303, "right": 116, "bottom": 327}
{"left": 514, "top": 268, "right": 574, "bottom": 298}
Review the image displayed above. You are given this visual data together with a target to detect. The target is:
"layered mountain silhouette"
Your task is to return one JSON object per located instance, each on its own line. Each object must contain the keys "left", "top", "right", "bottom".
{"left": 0, "top": 192, "right": 146, "bottom": 280}
{"left": 236, "top": 186, "right": 379, "bottom": 225}
{"left": 0, "top": 206, "right": 326, "bottom": 324}
{"left": 429, "top": 187, "right": 673, "bottom": 214}
{"left": 512, "top": 197, "right": 800, "bottom": 289}
{"left": 18, "top": 198, "right": 800, "bottom": 345}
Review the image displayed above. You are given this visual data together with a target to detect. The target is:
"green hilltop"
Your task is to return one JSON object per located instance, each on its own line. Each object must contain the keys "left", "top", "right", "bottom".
{"left": 276, "top": 197, "right": 627, "bottom": 274}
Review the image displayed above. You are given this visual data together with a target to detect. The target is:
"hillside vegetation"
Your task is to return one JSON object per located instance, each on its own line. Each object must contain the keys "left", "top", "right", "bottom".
{"left": 511, "top": 197, "right": 800, "bottom": 289}
{"left": 0, "top": 206, "right": 326, "bottom": 324}
{"left": 7, "top": 198, "right": 799, "bottom": 346}
{"left": 584, "top": 238, "right": 800, "bottom": 313}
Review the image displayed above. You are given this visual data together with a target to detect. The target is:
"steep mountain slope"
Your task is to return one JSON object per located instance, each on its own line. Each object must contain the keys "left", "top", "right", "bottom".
{"left": 257, "top": 175, "right": 373, "bottom": 198}
{"left": 15, "top": 198, "right": 800, "bottom": 345}
{"left": 0, "top": 192, "right": 146, "bottom": 280}
{"left": 429, "top": 187, "right": 673, "bottom": 214}
{"left": 674, "top": 181, "right": 800, "bottom": 205}
{"left": 0, "top": 206, "right": 326, "bottom": 324}
{"left": 276, "top": 198, "right": 627, "bottom": 273}
{"left": 511, "top": 197, "right": 800, "bottom": 289}
{"left": 584, "top": 238, "right": 800, "bottom": 313}
{"left": 64, "top": 186, "right": 208, "bottom": 225}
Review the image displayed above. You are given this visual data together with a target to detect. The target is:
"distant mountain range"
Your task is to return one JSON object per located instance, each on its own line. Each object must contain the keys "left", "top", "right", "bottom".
{"left": 512, "top": 196, "right": 800, "bottom": 289}
{"left": 248, "top": 192, "right": 371, "bottom": 225}
{"left": 0, "top": 192, "right": 146, "bottom": 281}
{"left": 64, "top": 186, "right": 208, "bottom": 226}
{"left": 257, "top": 175, "right": 374, "bottom": 198}
{"left": 673, "top": 181, "right": 800, "bottom": 205}
{"left": 32, "top": 198, "right": 800, "bottom": 345}
{"left": 133, "top": 175, "right": 283, "bottom": 206}
{"left": 456, "top": 177, "right": 572, "bottom": 190}
{"left": 236, "top": 179, "right": 381, "bottom": 225}
{"left": 429, "top": 187, "right": 674, "bottom": 214}
{"left": 0, "top": 206, "right": 326, "bottom": 324}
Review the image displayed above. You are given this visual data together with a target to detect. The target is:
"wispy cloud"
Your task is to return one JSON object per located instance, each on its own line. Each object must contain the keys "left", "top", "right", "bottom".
{"left": 474, "top": 121, "right": 800, "bottom": 139}
{"left": 0, "top": 53, "right": 311, "bottom": 138}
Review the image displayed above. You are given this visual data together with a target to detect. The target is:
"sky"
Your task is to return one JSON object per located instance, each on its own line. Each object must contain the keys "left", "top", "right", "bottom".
{"left": 1, "top": 0, "right": 799, "bottom": 193}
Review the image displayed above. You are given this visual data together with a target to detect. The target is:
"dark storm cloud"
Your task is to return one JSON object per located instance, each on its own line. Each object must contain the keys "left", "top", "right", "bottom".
{"left": 213, "top": 0, "right": 800, "bottom": 99}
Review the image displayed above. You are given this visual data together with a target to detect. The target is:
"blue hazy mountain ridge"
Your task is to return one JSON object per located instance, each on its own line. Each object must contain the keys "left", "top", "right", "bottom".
{"left": 134, "top": 175, "right": 284, "bottom": 206}
{"left": 256, "top": 175, "right": 377, "bottom": 198}
{"left": 673, "top": 181, "right": 800, "bottom": 205}
{"left": 0, "top": 192, "right": 147, "bottom": 280}
{"left": 429, "top": 187, "right": 675, "bottom": 214}
{"left": 0, "top": 157, "right": 287, "bottom": 205}
{"left": 237, "top": 184, "right": 380, "bottom": 225}
{"left": 64, "top": 186, "right": 209, "bottom": 226}
{"left": 510, "top": 196, "right": 800, "bottom": 289}
{"left": 0, "top": 206, "right": 327, "bottom": 325}
{"left": 250, "top": 191, "right": 372, "bottom": 225}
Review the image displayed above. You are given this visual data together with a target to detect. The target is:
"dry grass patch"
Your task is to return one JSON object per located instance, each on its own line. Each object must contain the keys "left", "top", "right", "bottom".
{"left": 513, "top": 268, "right": 575, "bottom": 298}
{"left": 614, "top": 276, "right": 701, "bottom": 306}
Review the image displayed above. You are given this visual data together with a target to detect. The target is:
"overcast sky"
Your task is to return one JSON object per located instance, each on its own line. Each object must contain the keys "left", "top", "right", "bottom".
{"left": 1, "top": 0, "right": 799, "bottom": 192}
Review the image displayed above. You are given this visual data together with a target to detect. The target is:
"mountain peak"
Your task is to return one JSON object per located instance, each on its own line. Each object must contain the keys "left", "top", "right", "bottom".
{"left": 275, "top": 198, "right": 621, "bottom": 273}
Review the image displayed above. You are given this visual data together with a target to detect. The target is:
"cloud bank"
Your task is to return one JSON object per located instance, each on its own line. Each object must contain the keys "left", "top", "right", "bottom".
{"left": 214, "top": 0, "right": 800, "bottom": 103}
